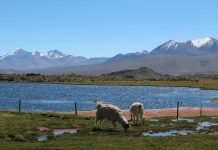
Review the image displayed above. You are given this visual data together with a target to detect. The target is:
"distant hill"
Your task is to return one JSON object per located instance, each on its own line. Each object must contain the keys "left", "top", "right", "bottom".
{"left": 103, "top": 67, "right": 163, "bottom": 79}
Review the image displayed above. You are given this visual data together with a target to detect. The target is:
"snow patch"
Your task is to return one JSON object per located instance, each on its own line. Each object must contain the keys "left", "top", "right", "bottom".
{"left": 40, "top": 50, "right": 66, "bottom": 59}
{"left": 162, "top": 40, "right": 178, "bottom": 49}
{"left": 0, "top": 49, "right": 66, "bottom": 60}
{"left": 191, "top": 37, "right": 216, "bottom": 48}
{"left": 0, "top": 48, "right": 26, "bottom": 59}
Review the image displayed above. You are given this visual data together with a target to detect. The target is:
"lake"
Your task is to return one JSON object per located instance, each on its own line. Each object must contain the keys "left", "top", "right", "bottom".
{"left": 0, "top": 83, "right": 218, "bottom": 112}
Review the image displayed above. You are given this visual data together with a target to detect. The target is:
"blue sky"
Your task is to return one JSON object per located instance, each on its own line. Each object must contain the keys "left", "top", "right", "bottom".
{"left": 0, "top": 0, "right": 217, "bottom": 57}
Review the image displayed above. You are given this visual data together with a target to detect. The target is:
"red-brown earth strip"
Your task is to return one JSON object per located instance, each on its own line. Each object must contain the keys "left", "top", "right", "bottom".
{"left": 75, "top": 108, "right": 218, "bottom": 119}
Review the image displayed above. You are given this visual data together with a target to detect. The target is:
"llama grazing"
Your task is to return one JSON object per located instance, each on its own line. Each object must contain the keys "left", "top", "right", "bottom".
{"left": 95, "top": 103, "right": 130, "bottom": 132}
{"left": 130, "top": 102, "right": 144, "bottom": 125}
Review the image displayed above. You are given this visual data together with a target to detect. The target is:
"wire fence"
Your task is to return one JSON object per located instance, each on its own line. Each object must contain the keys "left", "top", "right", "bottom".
{"left": 0, "top": 99, "right": 218, "bottom": 120}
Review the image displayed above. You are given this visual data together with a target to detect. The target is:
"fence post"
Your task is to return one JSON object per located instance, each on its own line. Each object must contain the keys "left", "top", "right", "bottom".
{"left": 200, "top": 105, "right": 203, "bottom": 117}
{"left": 75, "top": 102, "right": 77, "bottom": 116}
{"left": 18, "top": 99, "right": 21, "bottom": 112}
{"left": 176, "top": 101, "right": 179, "bottom": 122}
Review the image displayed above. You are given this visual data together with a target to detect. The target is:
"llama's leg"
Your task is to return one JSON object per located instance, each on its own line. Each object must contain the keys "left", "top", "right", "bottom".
{"left": 133, "top": 114, "right": 136, "bottom": 125}
{"left": 130, "top": 114, "right": 133, "bottom": 121}
{"left": 95, "top": 118, "right": 99, "bottom": 128}
{"left": 112, "top": 121, "right": 116, "bottom": 130}
{"left": 99, "top": 120, "right": 103, "bottom": 129}
{"left": 140, "top": 113, "right": 144, "bottom": 125}
{"left": 136, "top": 115, "right": 140, "bottom": 125}
{"left": 132, "top": 114, "right": 135, "bottom": 124}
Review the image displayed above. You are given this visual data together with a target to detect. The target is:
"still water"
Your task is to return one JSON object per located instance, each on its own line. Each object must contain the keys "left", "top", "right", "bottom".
{"left": 0, "top": 83, "right": 218, "bottom": 112}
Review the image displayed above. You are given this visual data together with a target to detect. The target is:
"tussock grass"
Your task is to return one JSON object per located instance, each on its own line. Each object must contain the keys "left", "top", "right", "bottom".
{"left": 0, "top": 111, "right": 218, "bottom": 149}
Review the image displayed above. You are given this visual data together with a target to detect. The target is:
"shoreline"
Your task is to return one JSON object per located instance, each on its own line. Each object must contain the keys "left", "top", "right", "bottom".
{"left": 1, "top": 80, "right": 218, "bottom": 90}
{"left": 74, "top": 107, "right": 218, "bottom": 119}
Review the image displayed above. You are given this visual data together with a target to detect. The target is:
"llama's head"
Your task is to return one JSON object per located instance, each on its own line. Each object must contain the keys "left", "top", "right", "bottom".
{"left": 96, "top": 103, "right": 103, "bottom": 109}
{"left": 123, "top": 122, "right": 131, "bottom": 132}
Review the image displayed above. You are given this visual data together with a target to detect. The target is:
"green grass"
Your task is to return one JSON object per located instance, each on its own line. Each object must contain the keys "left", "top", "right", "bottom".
{"left": 1, "top": 111, "right": 218, "bottom": 150}
{"left": 58, "top": 79, "right": 218, "bottom": 90}
{"left": 2, "top": 79, "right": 218, "bottom": 90}
{"left": 1, "top": 73, "right": 218, "bottom": 90}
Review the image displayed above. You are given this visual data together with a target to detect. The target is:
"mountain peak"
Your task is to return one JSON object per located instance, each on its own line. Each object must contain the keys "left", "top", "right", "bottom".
{"left": 191, "top": 37, "right": 217, "bottom": 48}
{"left": 161, "top": 40, "right": 178, "bottom": 49}
{"left": 32, "top": 51, "right": 40, "bottom": 56}
{"left": 13, "top": 48, "right": 26, "bottom": 54}
{"left": 47, "top": 49, "right": 63, "bottom": 53}
{"left": 1, "top": 48, "right": 29, "bottom": 58}
{"left": 40, "top": 50, "right": 66, "bottom": 59}
{"left": 141, "top": 50, "right": 149, "bottom": 54}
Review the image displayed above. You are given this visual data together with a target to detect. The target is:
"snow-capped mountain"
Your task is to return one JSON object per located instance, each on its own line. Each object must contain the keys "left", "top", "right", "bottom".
{"left": 0, "top": 49, "right": 108, "bottom": 70}
{"left": 160, "top": 40, "right": 179, "bottom": 49}
{"left": 38, "top": 50, "right": 66, "bottom": 59}
{"left": 0, "top": 48, "right": 31, "bottom": 59}
{"left": 0, "top": 49, "right": 67, "bottom": 60}
{"left": 1, "top": 37, "right": 218, "bottom": 75}
{"left": 190, "top": 37, "right": 218, "bottom": 48}
{"left": 151, "top": 37, "right": 218, "bottom": 56}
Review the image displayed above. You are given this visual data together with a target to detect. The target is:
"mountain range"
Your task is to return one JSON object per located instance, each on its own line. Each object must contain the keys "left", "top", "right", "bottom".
{"left": 1, "top": 37, "right": 218, "bottom": 75}
{"left": 0, "top": 49, "right": 108, "bottom": 70}
{"left": 151, "top": 37, "right": 218, "bottom": 56}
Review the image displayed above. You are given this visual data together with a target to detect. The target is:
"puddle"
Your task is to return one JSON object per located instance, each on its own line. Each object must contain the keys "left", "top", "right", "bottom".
{"left": 37, "top": 127, "right": 78, "bottom": 137}
{"left": 172, "top": 118, "right": 194, "bottom": 123}
{"left": 196, "top": 121, "right": 218, "bottom": 131}
{"left": 37, "top": 135, "right": 48, "bottom": 142}
{"left": 143, "top": 130, "right": 192, "bottom": 137}
{"left": 52, "top": 129, "right": 78, "bottom": 136}
{"left": 198, "top": 121, "right": 218, "bottom": 127}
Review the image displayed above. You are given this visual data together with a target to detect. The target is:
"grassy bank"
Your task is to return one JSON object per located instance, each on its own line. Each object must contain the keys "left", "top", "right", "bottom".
{"left": 1, "top": 74, "right": 218, "bottom": 90}
{"left": 0, "top": 111, "right": 218, "bottom": 150}
{"left": 2, "top": 79, "right": 218, "bottom": 90}
{"left": 57, "top": 79, "right": 218, "bottom": 90}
